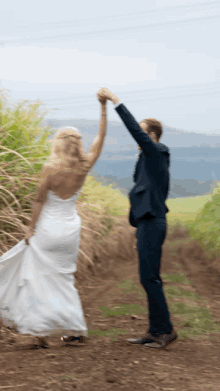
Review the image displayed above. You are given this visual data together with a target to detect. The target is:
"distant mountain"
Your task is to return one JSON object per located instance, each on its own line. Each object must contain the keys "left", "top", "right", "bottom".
{"left": 168, "top": 178, "right": 217, "bottom": 199}
{"left": 90, "top": 169, "right": 218, "bottom": 199}
{"left": 91, "top": 147, "right": 220, "bottom": 183}
{"left": 46, "top": 118, "right": 220, "bottom": 149}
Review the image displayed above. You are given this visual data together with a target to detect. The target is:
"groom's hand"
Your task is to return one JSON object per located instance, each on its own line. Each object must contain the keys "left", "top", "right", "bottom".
{"left": 98, "top": 88, "right": 113, "bottom": 101}
{"left": 98, "top": 88, "right": 120, "bottom": 105}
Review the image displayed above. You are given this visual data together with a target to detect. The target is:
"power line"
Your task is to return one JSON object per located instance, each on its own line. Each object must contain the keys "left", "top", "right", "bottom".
{"left": 23, "top": 82, "right": 219, "bottom": 110}
{"left": 1, "top": 13, "right": 220, "bottom": 46}
{"left": 10, "top": 82, "right": 220, "bottom": 110}
{"left": 39, "top": 88, "right": 220, "bottom": 113}
{"left": 41, "top": 81, "right": 220, "bottom": 105}
{"left": 14, "top": 0, "right": 220, "bottom": 31}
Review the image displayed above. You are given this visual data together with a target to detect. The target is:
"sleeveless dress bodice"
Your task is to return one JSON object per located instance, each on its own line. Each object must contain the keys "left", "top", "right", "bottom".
{"left": 39, "top": 190, "right": 80, "bottom": 221}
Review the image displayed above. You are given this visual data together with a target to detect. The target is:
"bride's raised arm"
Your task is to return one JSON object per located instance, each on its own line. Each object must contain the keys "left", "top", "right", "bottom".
{"left": 86, "top": 96, "right": 107, "bottom": 169}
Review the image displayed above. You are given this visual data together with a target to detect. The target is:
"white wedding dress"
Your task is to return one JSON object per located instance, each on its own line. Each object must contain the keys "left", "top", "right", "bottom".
{"left": 0, "top": 189, "right": 87, "bottom": 337}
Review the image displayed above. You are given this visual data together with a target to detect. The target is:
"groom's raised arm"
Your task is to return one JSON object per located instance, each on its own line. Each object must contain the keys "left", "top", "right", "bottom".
{"left": 114, "top": 102, "right": 158, "bottom": 155}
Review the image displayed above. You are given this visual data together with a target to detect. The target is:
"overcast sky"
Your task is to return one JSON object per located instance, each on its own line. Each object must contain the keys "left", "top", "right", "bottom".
{"left": 0, "top": 0, "right": 220, "bottom": 134}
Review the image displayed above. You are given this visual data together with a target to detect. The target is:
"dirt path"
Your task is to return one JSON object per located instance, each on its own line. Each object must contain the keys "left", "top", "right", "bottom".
{"left": 0, "top": 227, "right": 220, "bottom": 390}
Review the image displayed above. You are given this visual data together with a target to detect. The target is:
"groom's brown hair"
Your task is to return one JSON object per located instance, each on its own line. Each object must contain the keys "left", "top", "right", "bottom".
{"left": 142, "top": 118, "right": 163, "bottom": 142}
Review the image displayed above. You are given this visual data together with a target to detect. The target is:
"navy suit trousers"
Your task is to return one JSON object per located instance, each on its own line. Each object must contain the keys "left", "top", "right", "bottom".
{"left": 136, "top": 215, "right": 173, "bottom": 335}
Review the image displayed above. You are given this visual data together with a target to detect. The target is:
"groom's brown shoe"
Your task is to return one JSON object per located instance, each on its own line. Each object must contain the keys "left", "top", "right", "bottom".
{"left": 127, "top": 330, "right": 178, "bottom": 348}
{"left": 144, "top": 330, "right": 178, "bottom": 349}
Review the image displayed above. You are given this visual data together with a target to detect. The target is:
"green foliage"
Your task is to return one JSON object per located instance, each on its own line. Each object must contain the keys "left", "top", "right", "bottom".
{"left": 164, "top": 285, "right": 201, "bottom": 302}
{"left": 118, "top": 279, "right": 140, "bottom": 294}
{"left": 88, "top": 328, "right": 127, "bottom": 338}
{"left": 188, "top": 184, "right": 220, "bottom": 258}
{"left": 0, "top": 91, "right": 57, "bottom": 247}
{"left": 170, "top": 301, "right": 220, "bottom": 339}
{"left": 0, "top": 91, "right": 55, "bottom": 171}
{"left": 118, "top": 279, "right": 145, "bottom": 298}
{"left": 166, "top": 193, "right": 213, "bottom": 227}
{"left": 166, "top": 185, "right": 220, "bottom": 259}
{"left": 99, "top": 304, "right": 147, "bottom": 318}
{"left": 161, "top": 272, "right": 192, "bottom": 285}
{"left": 80, "top": 175, "right": 129, "bottom": 217}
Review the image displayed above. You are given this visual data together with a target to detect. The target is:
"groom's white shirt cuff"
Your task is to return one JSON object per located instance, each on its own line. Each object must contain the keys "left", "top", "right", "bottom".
{"left": 114, "top": 101, "right": 122, "bottom": 109}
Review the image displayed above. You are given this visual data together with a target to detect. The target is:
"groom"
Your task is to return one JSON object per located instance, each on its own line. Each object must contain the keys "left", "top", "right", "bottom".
{"left": 98, "top": 88, "right": 178, "bottom": 349}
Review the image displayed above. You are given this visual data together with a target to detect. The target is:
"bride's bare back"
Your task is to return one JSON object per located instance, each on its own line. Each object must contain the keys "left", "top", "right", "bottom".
{"left": 49, "top": 169, "right": 88, "bottom": 200}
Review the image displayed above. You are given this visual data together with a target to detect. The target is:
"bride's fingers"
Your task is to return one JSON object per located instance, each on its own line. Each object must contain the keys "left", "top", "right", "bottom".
{"left": 97, "top": 94, "right": 107, "bottom": 104}
{"left": 97, "top": 92, "right": 104, "bottom": 99}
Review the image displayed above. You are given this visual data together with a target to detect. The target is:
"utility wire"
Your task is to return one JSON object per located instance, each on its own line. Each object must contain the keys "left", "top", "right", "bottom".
{"left": 11, "top": 83, "right": 220, "bottom": 110}
{"left": 20, "top": 82, "right": 219, "bottom": 110}
{"left": 41, "top": 81, "right": 220, "bottom": 105}
{"left": 29, "top": 87, "right": 220, "bottom": 114}
{"left": 14, "top": 0, "right": 220, "bottom": 31}
{"left": 1, "top": 13, "right": 220, "bottom": 46}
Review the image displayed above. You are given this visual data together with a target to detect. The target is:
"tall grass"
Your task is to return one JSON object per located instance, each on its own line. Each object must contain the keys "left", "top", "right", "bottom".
{"left": 0, "top": 90, "right": 56, "bottom": 252}
{"left": 80, "top": 175, "right": 129, "bottom": 217}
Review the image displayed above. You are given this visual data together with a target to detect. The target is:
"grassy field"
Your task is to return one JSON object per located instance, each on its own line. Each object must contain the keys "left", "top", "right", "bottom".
{"left": 96, "top": 272, "right": 220, "bottom": 341}
{"left": 166, "top": 193, "right": 214, "bottom": 227}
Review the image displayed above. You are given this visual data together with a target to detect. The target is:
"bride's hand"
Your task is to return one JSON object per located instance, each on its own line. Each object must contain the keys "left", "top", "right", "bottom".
{"left": 97, "top": 91, "right": 107, "bottom": 105}
{"left": 24, "top": 227, "right": 34, "bottom": 245}
{"left": 98, "top": 87, "right": 113, "bottom": 101}
{"left": 98, "top": 88, "right": 120, "bottom": 105}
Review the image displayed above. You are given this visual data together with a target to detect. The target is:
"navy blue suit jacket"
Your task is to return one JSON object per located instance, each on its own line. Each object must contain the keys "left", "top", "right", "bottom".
{"left": 115, "top": 103, "right": 170, "bottom": 228}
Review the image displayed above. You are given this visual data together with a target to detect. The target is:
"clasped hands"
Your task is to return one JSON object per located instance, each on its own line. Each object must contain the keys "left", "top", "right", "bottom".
{"left": 97, "top": 88, "right": 120, "bottom": 106}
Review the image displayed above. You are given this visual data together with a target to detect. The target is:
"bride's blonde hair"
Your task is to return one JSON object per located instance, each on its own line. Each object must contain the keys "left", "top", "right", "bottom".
{"left": 47, "top": 127, "right": 90, "bottom": 174}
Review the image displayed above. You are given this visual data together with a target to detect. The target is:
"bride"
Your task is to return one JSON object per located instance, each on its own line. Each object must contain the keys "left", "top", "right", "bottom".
{"left": 0, "top": 92, "right": 107, "bottom": 346}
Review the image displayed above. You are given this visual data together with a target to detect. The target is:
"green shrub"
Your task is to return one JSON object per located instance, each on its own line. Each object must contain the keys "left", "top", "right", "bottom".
{"left": 188, "top": 184, "right": 220, "bottom": 258}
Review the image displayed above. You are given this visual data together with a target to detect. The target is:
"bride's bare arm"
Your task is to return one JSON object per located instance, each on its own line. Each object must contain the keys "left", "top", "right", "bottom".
{"left": 86, "top": 102, "right": 107, "bottom": 168}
